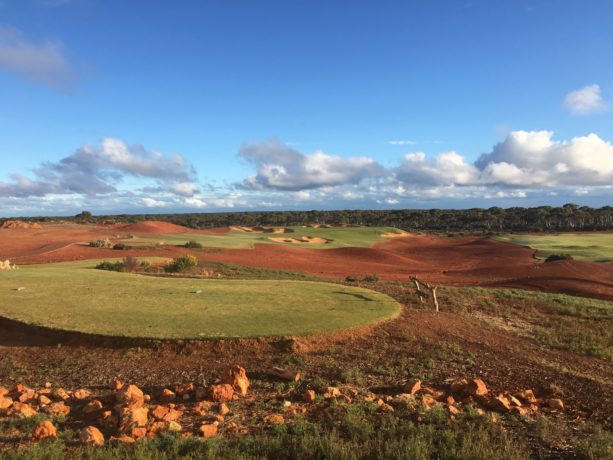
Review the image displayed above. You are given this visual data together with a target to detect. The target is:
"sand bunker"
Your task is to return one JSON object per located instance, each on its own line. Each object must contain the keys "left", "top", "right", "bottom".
{"left": 269, "top": 236, "right": 329, "bottom": 245}
{"left": 381, "top": 231, "right": 411, "bottom": 238}
{"left": 232, "top": 226, "right": 292, "bottom": 234}
{"left": 1, "top": 220, "right": 42, "bottom": 230}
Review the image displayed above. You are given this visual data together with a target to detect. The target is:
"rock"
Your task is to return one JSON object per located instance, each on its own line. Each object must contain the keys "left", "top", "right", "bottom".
{"left": 52, "top": 388, "right": 70, "bottom": 401}
{"left": 511, "top": 406, "right": 530, "bottom": 416}
{"left": 167, "top": 421, "right": 182, "bottom": 432}
{"left": 271, "top": 367, "right": 301, "bottom": 382}
{"left": 450, "top": 379, "right": 468, "bottom": 393}
{"left": 490, "top": 394, "right": 511, "bottom": 413}
{"left": 163, "top": 408, "right": 183, "bottom": 422}
{"left": 218, "top": 403, "right": 230, "bottom": 416}
{"left": 547, "top": 398, "right": 564, "bottom": 410}
{"left": 208, "top": 384, "right": 234, "bottom": 402}
{"left": 32, "top": 420, "right": 57, "bottom": 441}
{"left": 0, "top": 396, "right": 13, "bottom": 410}
{"left": 264, "top": 414, "right": 285, "bottom": 425}
{"left": 80, "top": 426, "right": 105, "bottom": 446}
{"left": 18, "top": 389, "right": 36, "bottom": 403}
{"left": 221, "top": 365, "right": 250, "bottom": 396}
{"left": 0, "top": 387, "right": 8, "bottom": 397}
{"left": 83, "top": 400, "right": 104, "bottom": 414}
{"left": 446, "top": 395, "right": 455, "bottom": 405}
{"left": 44, "top": 402, "right": 70, "bottom": 417}
{"left": 199, "top": 423, "right": 218, "bottom": 438}
{"left": 120, "top": 407, "right": 149, "bottom": 433}
{"left": 421, "top": 387, "right": 445, "bottom": 400}
{"left": 175, "top": 383, "right": 194, "bottom": 396}
{"left": 464, "top": 379, "right": 488, "bottom": 397}
{"left": 404, "top": 379, "right": 421, "bottom": 395}
{"left": 151, "top": 405, "right": 169, "bottom": 420}
{"left": 110, "top": 435, "right": 135, "bottom": 445}
{"left": 160, "top": 389, "right": 176, "bottom": 403}
{"left": 116, "top": 384, "right": 144, "bottom": 409}
{"left": 518, "top": 389, "right": 537, "bottom": 404}
{"left": 9, "top": 402, "right": 37, "bottom": 417}
{"left": 448, "top": 405, "right": 461, "bottom": 415}
{"left": 421, "top": 394, "right": 438, "bottom": 407}
{"left": 393, "top": 393, "right": 416, "bottom": 405}
{"left": 99, "top": 410, "right": 118, "bottom": 430}
{"left": 323, "top": 387, "right": 341, "bottom": 399}
{"left": 44, "top": 382, "right": 52, "bottom": 389}
{"left": 110, "top": 380, "right": 124, "bottom": 391}
{"left": 509, "top": 395, "right": 523, "bottom": 407}
{"left": 303, "top": 390, "right": 316, "bottom": 403}
{"left": 131, "top": 427, "right": 147, "bottom": 439}
{"left": 378, "top": 401, "right": 395, "bottom": 412}
{"left": 38, "top": 395, "right": 52, "bottom": 406}
{"left": 73, "top": 389, "right": 92, "bottom": 400}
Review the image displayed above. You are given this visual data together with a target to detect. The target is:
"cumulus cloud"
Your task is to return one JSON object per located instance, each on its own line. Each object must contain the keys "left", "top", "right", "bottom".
{"left": 238, "top": 139, "right": 384, "bottom": 191}
{"left": 564, "top": 84, "right": 608, "bottom": 115}
{"left": 0, "top": 138, "right": 199, "bottom": 198}
{"left": 0, "top": 25, "right": 75, "bottom": 89}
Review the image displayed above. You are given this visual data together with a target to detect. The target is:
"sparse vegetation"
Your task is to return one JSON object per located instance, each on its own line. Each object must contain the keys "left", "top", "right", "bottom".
{"left": 88, "top": 239, "right": 113, "bottom": 249}
{"left": 164, "top": 255, "right": 198, "bottom": 273}
{"left": 184, "top": 240, "right": 203, "bottom": 249}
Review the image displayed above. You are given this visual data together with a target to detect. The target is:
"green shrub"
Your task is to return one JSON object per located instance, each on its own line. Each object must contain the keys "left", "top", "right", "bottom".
{"left": 95, "top": 261, "right": 124, "bottom": 272}
{"left": 362, "top": 273, "right": 379, "bottom": 283}
{"left": 545, "top": 254, "right": 574, "bottom": 262}
{"left": 184, "top": 241, "right": 203, "bottom": 249}
{"left": 89, "top": 239, "right": 113, "bottom": 248}
{"left": 165, "top": 255, "right": 198, "bottom": 273}
{"left": 113, "top": 243, "right": 126, "bottom": 250}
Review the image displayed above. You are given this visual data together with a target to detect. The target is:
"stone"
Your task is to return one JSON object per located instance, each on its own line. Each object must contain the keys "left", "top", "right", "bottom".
{"left": 218, "top": 403, "right": 230, "bottom": 416}
{"left": 264, "top": 414, "right": 285, "bottom": 425}
{"left": 83, "top": 400, "right": 104, "bottom": 414}
{"left": 303, "top": 390, "right": 316, "bottom": 403}
{"left": 167, "top": 421, "right": 182, "bottom": 432}
{"left": 509, "top": 395, "right": 523, "bottom": 407}
{"left": 116, "top": 384, "right": 144, "bottom": 409}
{"left": 378, "top": 402, "right": 395, "bottom": 412}
{"left": 208, "top": 384, "right": 234, "bottom": 402}
{"left": 446, "top": 395, "right": 455, "bottom": 405}
{"left": 44, "top": 402, "right": 70, "bottom": 417}
{"left": 110, "top": 435, "right": 135, "bottom": 445}
{"left": 450, "top": 379, "right": 468, "bottom": 393}
{"left": 120, "top": 407, "right": 149, "bottom": 433}
{"left": 404, "top": 379, "right": 421, "bottom": 395}
{"left": 463, "top": 379, "right": 488, "bottom": 397}
{"left": 32, "top": 420, "right": 57, "bottom": 441}
{"left": 53, "top": 388, "right": 70, "bottom": 401}
{"left": 80, "top": 426, "right": 105, "bottom": 446}
{"left": 18, "top": 389, "right": 36, "bottom": 403}
{"left": 0, "top": 387, "right": 8, "bottom": 397}
{"left": 99, "top": 410, "right": 118, "bottom": 430}
{"left": 518, "top": 389, "right": 537, "bottom": 404}
{"left": 131, "top": 427, "right": 147, "bottom": 439}
{"left": 38, "top": 395, "right": 52, "bottom": 406}
{"left": 0, "top": 396, "right": 13, "bottom": 410}
{"left": 221, "top": 365, "right": 250, "bottom": 396}
{"left": 110, "top": 380, "right": 124, "bottom": 391}
{"left": 151, "top": 405, "right": 169, "bottom": 420}
{"left": 9, "top": 402, "right": 37, "bottom": 417}
{"left": 162, "top": 408, "right": 183, "bottom": 422}
{"left": 199, "top": 423, "right": 218, "bottom": 438}
{"left": 511, "top": 406, "right": 530, "bottom": 416}
{"left": 448, "top": 405, "right": 461, "bottom": 415}
{"left": 547, "top": 398, "right": 564, "bottom": 410}
{"left": 160, "top": 389, "right": 176, "bottom": 403}
{"left": 421, "top": 394, "right": 438, "bottom": 407}
{"left": 490, "top": 394, "right": 512, "bottom": 413}
{"left": 175, "top": 383, "right": 194, "bottom": 396}
{"left": 73, "top": 389, "right": 92, "bottom": 400}
{"left": 323, "top": 387, "right": 341, "bottom": 399}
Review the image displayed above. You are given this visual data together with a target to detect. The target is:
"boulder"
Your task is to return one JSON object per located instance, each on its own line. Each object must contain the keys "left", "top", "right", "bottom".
{"left": 73, "top": 389, "right": 92, "bottom": 400}
{"left": 52, "top": 388, "right": 70, "bottom": 401}
{"left": 221, "top": 365, "right": 250, "bottom": 396}
{"left": 80, "top": 426, "right": 105, "bottom": 446}
{"left": 38, "top": 395, "right": 52, "bottom": 406}
{"left": 323, "top": 387, "right": 341, "bottom": 399}
{"left": 450, "top": 379, "right": 468, "bottom": 393}
{"left": 218, "top": 403, "right": 230, "bottom": 416}
{"left": 175, "top": 383, "right": 194, "bottom": 396}
{"left": 151, "top": 405, "right": 169, "bottom": 420}
{"left": 403, "top": 379, "right": 421, "bottom": 395}
{"left": 489, "top": 394, "right": 511, "bottom": 413}
{"left": 463, "top": 379, "right": 488, "bottom": 397}
{"left": 120, "top": 407, "right": 149, "bottom": 433}
{"left": 0, "top": 396, "right": 13, "bottom": 410}
{"left": 208, "top": 384, "right": 234, "bottom": 402}
{"left": 32, "top": 420, "right": 57, "bottom": 441}
{"left": 199, "top": 423, "right": 218, "bottom": 438}
{"left": 518, "top": 389, "right": 537, "bottom": 404}
{"left": 162, "top": 408, "right": 183, "bottom": 422}
{"left": 303, "top": 390, "right": 316, "bottom": 403}
{"left": 44, "top": 402, "right": 70, "bottom": 417}
{"left": 264, "top": 414, "right": 285, "bottom": 425}
{"left": 421, "top": 394, "right": 438, "bottom": 407}
{"left": 9, "top": 402, "right": 37, "bottom": 417}
{"left": 83, "top": 400, "right": 104, "bottom": 414}
{"left": 160, "top": 389, "right": 176, "bottom": 403}
{"left": 0, "top": 387, "right": 8, "bottom": 397}
{"left": 116, "top": 384, "right": 144, "bottom": 409}
{"left": 110, "top": 435, "right": 135, "bottom": 445}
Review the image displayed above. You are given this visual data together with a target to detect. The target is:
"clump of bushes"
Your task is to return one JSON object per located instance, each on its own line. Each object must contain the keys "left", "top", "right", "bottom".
{"left": 345, "top": 273, "right": 380, "bottom": 283}
{"left": 113, "top": 243, "right": 126, "bottom": 250}
{"left": 184, "top": 241, "right": 203, "bottom": 249}
{"left": 95, "top": 260, "right": 125, "bottom": 272}
{"left": 545, "top": 254, "right": 574, "bottom": 263}
{"left": 95, "top": 257, "right": 151, "bottom": 273}
{"left": 89, "top": 239, "right": 113, "bottom": 248}
{"left": 165, "top": 255, "right": 198, "bottom": 273}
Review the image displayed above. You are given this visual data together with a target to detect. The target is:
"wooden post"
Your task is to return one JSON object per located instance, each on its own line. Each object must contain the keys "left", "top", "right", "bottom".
{"left": 409, "top": 276, "right": 439, "bottom": 312}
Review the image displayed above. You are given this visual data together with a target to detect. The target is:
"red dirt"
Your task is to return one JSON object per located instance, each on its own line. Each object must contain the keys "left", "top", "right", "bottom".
{"left": 2, "top": 223, "right": 612, "bottom": 300}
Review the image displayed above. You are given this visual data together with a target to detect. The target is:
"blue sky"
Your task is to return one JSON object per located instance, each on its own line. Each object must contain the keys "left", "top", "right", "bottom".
{"left": 1, "top": 0, "right": 612, "bottom": 216}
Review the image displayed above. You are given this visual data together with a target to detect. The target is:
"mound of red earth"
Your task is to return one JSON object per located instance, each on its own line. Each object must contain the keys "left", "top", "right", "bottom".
{"left": 1, "top": 220, "right": 42, "bottom": 230}
{"left": 118, "top": 221, "right": 195, "bottom": 234}
{"left": 2, "top": 371, "right": 567, "bottom": 448}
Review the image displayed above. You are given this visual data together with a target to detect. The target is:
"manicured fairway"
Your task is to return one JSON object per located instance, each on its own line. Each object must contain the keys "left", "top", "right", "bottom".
{"left": 0, "top": 261, "right": 400, "bottom": 339}
{"left": 125, "top": 226, "right": 406, "bottom": 249}
{"left": 494, "top": 233, "right": 613, "bottom": 263}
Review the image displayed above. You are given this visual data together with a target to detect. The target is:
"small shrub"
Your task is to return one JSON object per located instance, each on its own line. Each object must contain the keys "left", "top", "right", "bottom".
{"left": 123, "top": 256, "right": 139, "bottom": 273}
{"left": 545, "top": 254, "right": 574, "bottom": 262}
{"left": 345, "top": 275, "right": 360, "bottom": 283}
{"left": 362, "top": 273, "right": 379, "bottom": 283}
{"left": 113, "top": 243, "right": 126, "bottom": 250}
{"left": 140, "top": 260, "right": 151, "bottom": 271}
{"left": 184, "top": 241, "right": 203, "bottom": 249}
{"left": 165, "top": 255, "right": 198, "bottom": 273}
{"left": 95, "top": 261, "right": 124, "bottom": 272}
{"left": 89, "top": 239, "right": 113, "bottom": 248}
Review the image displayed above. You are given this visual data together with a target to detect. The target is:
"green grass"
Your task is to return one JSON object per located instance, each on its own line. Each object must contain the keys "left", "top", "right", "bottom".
{"left": 123, "top": 226, "right": 406, "bottom": 250}
{"left": 0, "top": 261, "right": 400, "bottom": 339}
{"left": 494, "top": 233, "right": 613, "bottom": 263}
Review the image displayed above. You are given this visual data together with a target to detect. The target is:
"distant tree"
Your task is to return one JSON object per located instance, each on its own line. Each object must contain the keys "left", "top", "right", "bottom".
{"left": 75, "top": 211, "right": 93, "bottom": 221}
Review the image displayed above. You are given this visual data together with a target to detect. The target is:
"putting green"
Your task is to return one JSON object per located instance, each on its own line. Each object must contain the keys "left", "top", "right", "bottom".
{"left": 0, "top": 261, "right": 400, "bottom": 339}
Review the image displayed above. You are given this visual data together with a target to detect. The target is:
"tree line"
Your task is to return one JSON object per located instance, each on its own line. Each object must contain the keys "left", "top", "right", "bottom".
{"left": 4, "top": 204, "right": 613, "bottom": 233}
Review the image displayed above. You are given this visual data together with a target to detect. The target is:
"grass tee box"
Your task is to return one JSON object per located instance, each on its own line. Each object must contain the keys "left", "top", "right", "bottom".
{"left": 494, "top": 233, "right": 613, "bottom": 263}
{"left": 125, "top": 226, "right": 406, "bottom": 250}
{"left": 0, "top": 261, "right": 400, "bottom": 339}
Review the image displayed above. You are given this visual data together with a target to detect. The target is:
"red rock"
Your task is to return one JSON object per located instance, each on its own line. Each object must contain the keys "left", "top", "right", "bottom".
{"left": 490, "top": 394, "right": 511, "bottom": 413}
{"left": 511, "top": 406, "right": 530, "bottom": 416}
{"left": 83, "top": 400, "right": 104, "bottom": 414}
{"left": 131, "top": 427, "right": 147, "bottom": 439}
{"left": 18, "top": 390, "right": 36, "bottom": 403}
{"left": 199, "top": 423, "right": 218, "bottom": 438}
{"left": 175, "top": 383, "right": 194, "bottom": 396}
{"left": 110, "top": 380, "right": 124, "bottom": 391}
{"left": 303, "top": 390, "right": 316, "bottom": 403}
{"left": 446, "top": 395, "right": 455, "bottom": 405}
{"left": 120, "top": 407, "right": 149, "bottom": 433}
{"left": 80, "top": 426, "right": 105, "bottom": 446}
{"left": 110, "top": 435, "right": 135, "bottom": 444}
{"left": 38, "top": 395, "right": 52, "bottom": 406}
{"left": 448, "top": 405, "right": 461, "bottom": 415}
{"left": 464, "top": 379, "right": 488, "bottom": 397}
{"left": 73, "top": 389, "right": 92, "bottom": 400}
{"left": 0, "top": 396, "right": 13, "bottom": 410}
{"left": 151, "top": 405, "right": 169, "bottom": 420}
{"left": 208, "top": 384, "right": 234, "bottom": 402}
{"left": 52, "top": 388, "right": 70, "bottom": 401}
{"left": 116, "top": 384, "right": 144, "bottom": 409}
{"left": 99, "top": 410, "right": 118, "bottom": 429}
{"left": 450, "top": 379, "right": 468, "bottom": 393}
{"left": 323, "top": 387, "right": 341, "bottom": 398}
{"left": 404, "top": 379, "right": 421, "bottom": 395}
{"left": 160, "top": 389, "right": 176, "bottom": 403}
{"left": 9, "top": 402, "right": 37, "bottom": 417}
{"left": 547, "top": 398, "right": 564, "bottom": 410}
{"left": 0, "top": 387, "right": 8, "bottom": 397}
{"left": 221, "top": 365, "right": 250, "bottom": 396}
{"left": 509, "top": 395, "right": 523, "bottom": 407}
{"left": 32, "top": 420, "right": 57, "bottom": 441}
{"left": 264, "top": 414, "right": 285, "bottom": 424}
{"left": 44, "top": 402, "right": 70, "bottom": 417}
{"left": 518, "top": 389, "right": 537, "bottom": 404}
{"left": 218, "top": 403, "right": 230, "bottom": 416}
{"left": 162, "top": 408, "right": 183, "bottom": 422}
{"left": 421, "top": 394, "right": 438, "bottom": 407}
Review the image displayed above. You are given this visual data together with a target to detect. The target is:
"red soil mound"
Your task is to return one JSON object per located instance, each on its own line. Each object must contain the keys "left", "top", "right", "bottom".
{"left": 1, "top": 220, "right": 42, "bottom": 229}
{"left": 119, "top": 221, "right": 194, "bottom": 234}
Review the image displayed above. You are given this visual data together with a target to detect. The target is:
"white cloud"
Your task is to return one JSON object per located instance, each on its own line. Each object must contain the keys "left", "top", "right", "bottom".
{"left": 564, "top": 84, "right": 608, "bottom": 115}
{"left": 239, "top": 139, "right": 384, "bottom": 191}
{"left": 0, "top": 25, "right": 74, "bottom": 89}
{"left": 387, "top": 140, "right": 416, "bottom": 146}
